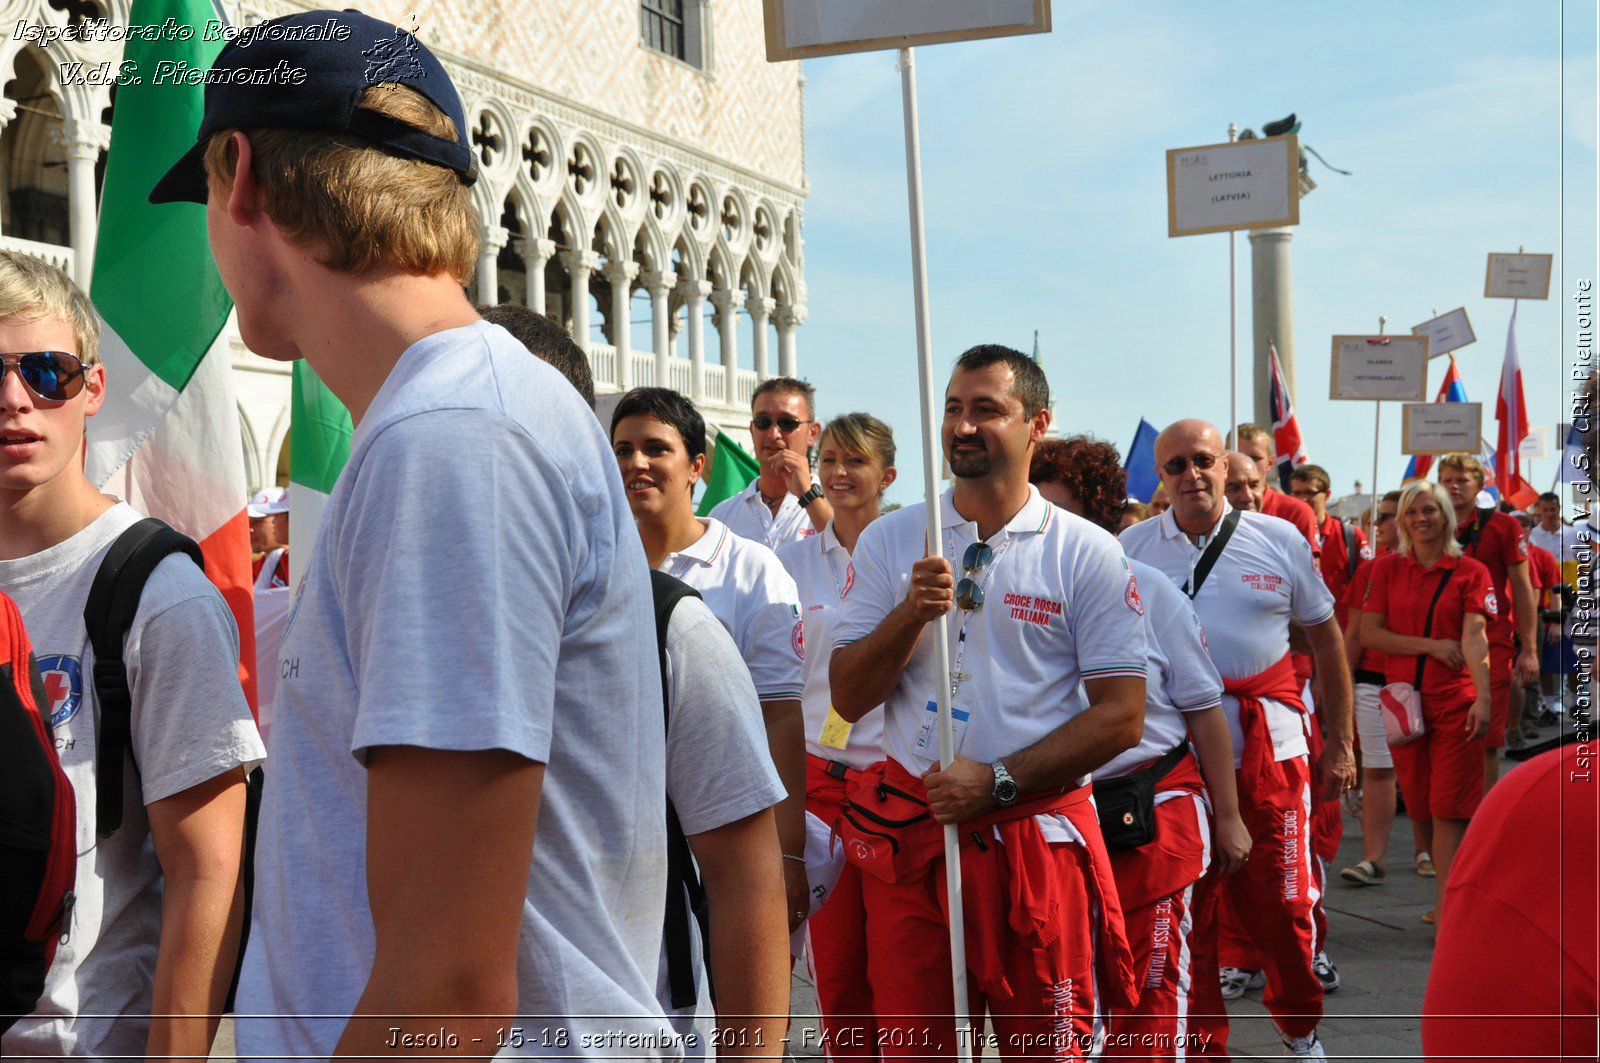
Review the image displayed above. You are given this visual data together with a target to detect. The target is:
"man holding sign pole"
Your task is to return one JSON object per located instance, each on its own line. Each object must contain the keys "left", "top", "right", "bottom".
{"left": 831, "top": 346, "right": 1144, "bottom": 1060}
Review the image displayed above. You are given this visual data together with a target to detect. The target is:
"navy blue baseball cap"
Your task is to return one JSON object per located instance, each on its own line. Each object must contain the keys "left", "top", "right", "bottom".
{"left": 149, "top": 9, "right": 477, "bottom": 204}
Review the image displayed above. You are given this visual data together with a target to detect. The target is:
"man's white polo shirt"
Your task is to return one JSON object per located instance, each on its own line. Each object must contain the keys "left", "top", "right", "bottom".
{"left": 709, "top": 478, "right": 819, "bottom": 550}
{"left": 1530, "top": 521, "right": 1587, "bottom": 567}
{"left": 1120, "top": 503, "right": 1334, "bottom": 766}
{"left": 1098, "top": 556, "right": 1224, "bottom": 779}
{"left": 777, "top": 521, "right": 885, "bottom": 771}
{"left": 660, "top": 518, "right": 804, "bottom": 703}
{"left": 833, "top": 486, "right": 1148, "bottom": 775}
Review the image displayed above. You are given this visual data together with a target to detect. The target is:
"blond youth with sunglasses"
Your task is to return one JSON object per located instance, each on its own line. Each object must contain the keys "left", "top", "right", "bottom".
{"left": 0, "top": 251, "right": 263, "bottom": 1060}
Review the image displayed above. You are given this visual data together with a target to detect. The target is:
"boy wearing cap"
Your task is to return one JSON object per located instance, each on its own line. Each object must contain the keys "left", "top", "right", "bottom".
{"left": 151, "top": 10, "right": 677, "bottom": 1058}
{"left": 247, "top": 487, "right": 288, "bottom": 590}
{"left": 0, "top": 251, "right": 264, "bottom": 1059}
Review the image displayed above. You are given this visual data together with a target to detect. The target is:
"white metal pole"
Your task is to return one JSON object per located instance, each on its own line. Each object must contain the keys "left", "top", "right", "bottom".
{"left": 1372, "top": 316, "right": 1387, "bottom": 528}
{"left": 898, "top": 46, "right": 973, "bottom": 1057}
{"left": 1227, "top": 123, "right": 1239, "bottom": 436}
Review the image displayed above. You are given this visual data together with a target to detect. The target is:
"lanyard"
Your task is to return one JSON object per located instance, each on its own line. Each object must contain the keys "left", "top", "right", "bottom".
{"left": 944, "top": 528, "right": 1014, "bottom": 703}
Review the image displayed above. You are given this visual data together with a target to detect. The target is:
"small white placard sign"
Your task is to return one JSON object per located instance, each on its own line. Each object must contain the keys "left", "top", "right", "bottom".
{"left": 1166, "top": 136, "right": 1300, "bottom": 238}
{"left": 763, "top": 0, "right": 1050, "bottom": 60}
{"left": 1403, "top": 402, "right": 1483, "bottom": 455}
{"left": 1330, "top": 335, "right": 1430, "bottom": 401}
{"left": 1485, "top": 252, "right": 1553, "bottom": 300}
{"left": 1519, "top": 424, "right": 1551, "bottom": 460}
{"left": 1411, "top": 307, "right": 1476, "bottom": 357}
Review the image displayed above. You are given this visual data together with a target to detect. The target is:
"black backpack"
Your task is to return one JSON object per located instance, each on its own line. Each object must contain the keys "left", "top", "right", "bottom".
{"left": 84, "top": 519, "right": 262, "bottom": 1013}
{"left": 0, "top": 592, "right": 75, "bottom": 1034}
{"left": 649, "top": 569, "right": 713, "bottom": 1010}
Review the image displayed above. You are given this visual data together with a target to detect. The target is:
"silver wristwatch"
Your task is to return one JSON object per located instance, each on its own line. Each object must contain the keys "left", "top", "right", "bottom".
{"left": 991, "top": 760, "right": 1019, "bottom": 806}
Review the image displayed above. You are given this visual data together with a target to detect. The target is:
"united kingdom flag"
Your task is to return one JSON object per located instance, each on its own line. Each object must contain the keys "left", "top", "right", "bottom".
{"left": 1268, "top": 343, "right": 1308, "bottom": 490}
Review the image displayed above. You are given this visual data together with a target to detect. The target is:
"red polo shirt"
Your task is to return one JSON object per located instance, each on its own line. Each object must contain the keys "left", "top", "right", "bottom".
{"left": 1263, "top": 489, "right": 1321, "bottom": 558}
{"left": 1454, "top": 507, "right": 1526, "bottom": 646}
{"left": 1526, "top": 543, "right": 1558, "bottom": 609}
{"left": 1341, "top": 553, "right": 1389, "bottom": 676}
{"left": 1318, "top": 513, "right": 1368, "bottom": 621}
{"left": 1362, "top": 551, "right": 1495, "bottom": 703}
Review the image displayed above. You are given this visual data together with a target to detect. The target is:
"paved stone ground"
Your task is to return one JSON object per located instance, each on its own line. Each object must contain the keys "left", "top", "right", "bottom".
{"left": 210, "top": 717, "right": 1573, "bottom": 1061}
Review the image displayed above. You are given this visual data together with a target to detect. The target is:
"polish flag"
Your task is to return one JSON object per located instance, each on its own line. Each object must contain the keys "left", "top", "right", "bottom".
{"left": 1494, "top": 305, "right": 1529, "bottom": 500}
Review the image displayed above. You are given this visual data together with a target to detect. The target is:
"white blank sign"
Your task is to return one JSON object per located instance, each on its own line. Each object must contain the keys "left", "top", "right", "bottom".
{"left": 1411, "top": 307, "right": 1476, "bottom": 357}
{"left": 1403, "top": 402, "right": 1483, "bottom": 455}
{"left": 1166, "top": 136, "right": 1299, "bottom": 238}
{"left": 1330, "top": 335, "right": 1430, "bottom": 401}
{"left": 1519, "top": 424, "right": 1551, "bottom": 460}
{"left": 763, "top": 0, "right": 1050, "bottom": 60}
{"left": 1485, "top": 252, "right": 1553, "bottom": 300}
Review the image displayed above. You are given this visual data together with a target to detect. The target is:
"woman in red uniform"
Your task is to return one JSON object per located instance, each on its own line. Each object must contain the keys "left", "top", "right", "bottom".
{"left": 1358, "top": 481, "right": 1494, "bottom": 926}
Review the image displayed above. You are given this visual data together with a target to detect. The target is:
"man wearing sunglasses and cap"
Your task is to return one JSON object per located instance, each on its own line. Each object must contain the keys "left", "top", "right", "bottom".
{"left": 149, "top": 9, "right": 677, "bottom": 1059}
{"left": 1120, "top": 419, "right": 1355, "bottom": 1061}
{"left": 709, "top": 377, "right": 831, "bottom": 548}
{"left": 830, "top": 345, "right": 1147, "bottom": 1059}
{"left": 0, "top": 251, "right": 264, "bottom": 1060}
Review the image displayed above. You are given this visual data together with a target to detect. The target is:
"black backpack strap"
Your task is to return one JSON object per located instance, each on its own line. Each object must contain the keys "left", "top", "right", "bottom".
{"left": 1183, "top": 509, "right": 1242, "bottom": 599}
{"left": 84, "top": 519, "right": 203, "bottom": 839}
{"left": 649, "top": 570, "right": 712, "bottom": 1010}
{"left": 1414, "top": 566, "right": 1456, "bottom": 689}
{"left": 1343, "top": 522, "right": 1360, "bottom": 579}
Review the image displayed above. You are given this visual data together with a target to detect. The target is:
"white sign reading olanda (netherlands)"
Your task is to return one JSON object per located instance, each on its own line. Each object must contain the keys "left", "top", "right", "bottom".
{"left": 762, "top": 0, "right": 1050, "bottom": 61}
{"left": 1411, "top": 307, "right": 1476, "bottom": 357}
{"left": 1166, "top": 135, "right": 1299, "bottom": 238}
{"left": 1403, "top": 402, "right": 1483, "bottom": 454}
{"left": 1330, "top": 335, "right": 1430, "bottom": 401}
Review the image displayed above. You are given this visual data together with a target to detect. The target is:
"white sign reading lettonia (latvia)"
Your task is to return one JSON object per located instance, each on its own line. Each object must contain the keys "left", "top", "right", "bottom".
{"left": 1402, "top": 402, "right": 1483, "bottom": 454}
{"left": 762, "top": 0, "right": 1050, "bottom": 60}
{"left": 1165, "top": 135, "right": 1299, "bottom": 238}
{"left": 1411, "top": 307, "right": 1476, "bottom": 357}
{"left": 1485, "top": 252, "right": 1553, "bottom": 300}
{"left": 1330, "top": 335, "right": 1430, "bottom": 401}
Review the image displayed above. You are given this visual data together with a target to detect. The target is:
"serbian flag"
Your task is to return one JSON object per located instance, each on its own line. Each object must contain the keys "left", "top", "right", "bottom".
{"left": 1403, "top": 355, "right": 1468, "bottom": 482}
{"left": 84, "top": 0, "right": 257, "bottom": 710}
{"left": 1494, "top": 305, "right": 1529, "bottom": 499}
{"left": 1268, "top": 343, "right": 1308, "bottom": 490}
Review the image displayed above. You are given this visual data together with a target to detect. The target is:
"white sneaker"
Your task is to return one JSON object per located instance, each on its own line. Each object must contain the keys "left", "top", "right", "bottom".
{"left": 1282, "top": 1031, "right": 1326, "bottom": 1058}
{"left": 1313, "top": 950, "right": 1340, "bottom": 991}
{"left": 1219, "top": 966, "right": 1265, "bottom": 1000}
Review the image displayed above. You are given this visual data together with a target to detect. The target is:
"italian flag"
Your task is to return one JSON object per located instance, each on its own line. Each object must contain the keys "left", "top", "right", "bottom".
{"left": 288, "top": 362, "right": 352, "bottom": 554}
{"left": 84, "top": 0, "right": 258, "bottom": 708}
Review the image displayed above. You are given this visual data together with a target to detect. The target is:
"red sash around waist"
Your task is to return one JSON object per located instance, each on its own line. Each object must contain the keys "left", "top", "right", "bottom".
{"left": 1222, "top": 654, "right": 1304, "bottom": 805}
{"left": 840, "top": 758, "right": 1138, "bottom": 1007}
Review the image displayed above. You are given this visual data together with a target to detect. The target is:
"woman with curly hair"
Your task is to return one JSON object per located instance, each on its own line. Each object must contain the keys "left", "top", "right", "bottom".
{"left": 1029, "top": 437, "right": 1250, "bottom": 1056}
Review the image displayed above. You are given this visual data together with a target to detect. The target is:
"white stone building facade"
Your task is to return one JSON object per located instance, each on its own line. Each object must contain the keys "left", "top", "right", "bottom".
{"left": 0, "top": 0, "right": 808, "bottom": 489}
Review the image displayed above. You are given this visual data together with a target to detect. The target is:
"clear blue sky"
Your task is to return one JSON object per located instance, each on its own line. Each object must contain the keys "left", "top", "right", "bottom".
{"left": 792, "top": 1, "right": 1597, "bottom": 507}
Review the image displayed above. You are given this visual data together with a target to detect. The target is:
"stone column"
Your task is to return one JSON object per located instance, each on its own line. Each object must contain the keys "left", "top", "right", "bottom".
{"left": 605, "top": 259, "right": 641, "bottom": 389}
{"left": 57, "top": 119, "right": 110, "bottom": 286}
{"left": 1249, "top": 227, "right": 1295, "bottom": 429}
{"left": 514, "top": 236, "right": 557, "bottom": 313}
{"left": 643, "top": 269, "right": 678, "bottom": 389}
{"left": 750, "top": 296, "right": 775, "bottom": 380}
{"left": 476, "top": 224, "right": 509, "bottom": 306}
{"left": 711, "top": 289, "right": 745, "bottom": 407}
{"left": 678, "top": 278, "right": 712, "bottom": 403}
{"left": 775, "top": 303, "right": 807, "bottom": 380}
{"left": 563, "top": 249, "right": 600, "bottom": 350}
{"left": 0, "top": 100, "right": 14, "bottom": 237}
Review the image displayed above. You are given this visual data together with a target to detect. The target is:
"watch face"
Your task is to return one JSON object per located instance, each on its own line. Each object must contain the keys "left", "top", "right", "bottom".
{"left": 995, "top": 779, "right": 1019, "bottom": 803}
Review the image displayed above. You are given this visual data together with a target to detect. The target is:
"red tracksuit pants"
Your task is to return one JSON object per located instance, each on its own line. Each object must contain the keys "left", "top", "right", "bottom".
{"left": 1212, "top": 755, "right": 1323, "bottom": 1041}
{"left": 804, "top": 756, "right": 883, "bottom": 1061}
{"left": 1105, "top": 791, "right": 1225, "bottom": 1059}
{"left": 861, "top": 835, "right": 1111, "bottom": 1062}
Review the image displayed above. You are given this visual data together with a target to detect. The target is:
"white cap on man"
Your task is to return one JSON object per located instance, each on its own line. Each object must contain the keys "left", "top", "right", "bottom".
{"left": 248, "top": 487, "right": 290, "bottom": 518}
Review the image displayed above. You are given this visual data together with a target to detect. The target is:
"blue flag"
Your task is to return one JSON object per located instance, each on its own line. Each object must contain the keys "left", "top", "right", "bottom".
{"left": 1125, "top": 418, "right": 1160, "bottom": 503}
